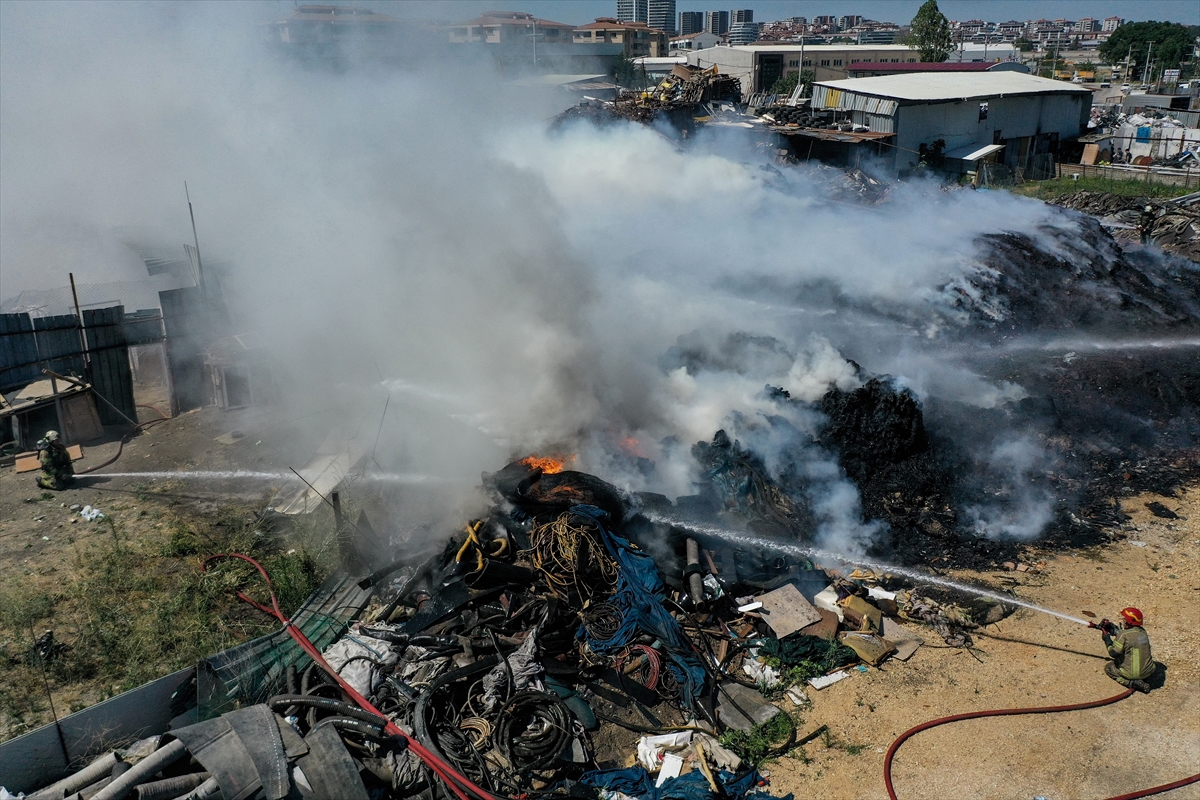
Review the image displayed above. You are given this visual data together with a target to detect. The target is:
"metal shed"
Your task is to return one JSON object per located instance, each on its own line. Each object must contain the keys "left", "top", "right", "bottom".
{"left": 812, "top": 72, "right": 1092, "bottom": 172}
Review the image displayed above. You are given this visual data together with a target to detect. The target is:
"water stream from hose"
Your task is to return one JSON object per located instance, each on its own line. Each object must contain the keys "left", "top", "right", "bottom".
{"left": 93, "top": 470, "right": 436, "bottom": 484}
{"left": 644, "top": 512, "right": 1092, "bottom": 627}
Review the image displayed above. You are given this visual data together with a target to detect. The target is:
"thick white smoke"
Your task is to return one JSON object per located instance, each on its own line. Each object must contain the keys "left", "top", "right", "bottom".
{"left": 0, "top": 2, "right": 1082, "bottom": 549}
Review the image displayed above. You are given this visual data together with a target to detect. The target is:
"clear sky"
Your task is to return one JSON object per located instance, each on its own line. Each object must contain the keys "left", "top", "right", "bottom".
{"left": 372, "top": 1, "right": 1199, "bottom": 26}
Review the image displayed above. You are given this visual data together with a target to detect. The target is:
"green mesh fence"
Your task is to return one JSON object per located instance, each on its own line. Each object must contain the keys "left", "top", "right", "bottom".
{"left": 195, "top": 573, "right": 371, "bottom": 720}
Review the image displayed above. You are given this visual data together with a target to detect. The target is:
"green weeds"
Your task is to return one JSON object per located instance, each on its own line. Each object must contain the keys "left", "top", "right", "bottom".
{"left": 0, "top": 505, "right": 332, "bottom": 741}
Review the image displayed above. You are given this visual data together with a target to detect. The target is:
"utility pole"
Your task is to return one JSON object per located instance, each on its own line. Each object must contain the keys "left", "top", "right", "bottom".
{"left": 184, "top": 182, "right": 207, "bottom": 299}
{"left": 1143, "top": 41, "right": 1153, "bottom": 85}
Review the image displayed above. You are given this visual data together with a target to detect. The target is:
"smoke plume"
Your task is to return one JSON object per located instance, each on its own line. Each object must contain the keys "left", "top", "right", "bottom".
{"left": 2, "top": 1, "right": 1137, "bottom": 552}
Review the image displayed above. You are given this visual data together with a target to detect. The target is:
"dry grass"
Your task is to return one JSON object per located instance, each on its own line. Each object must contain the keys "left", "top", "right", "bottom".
{"left": 0, "top": 505, "right": 334, "bottom": 741}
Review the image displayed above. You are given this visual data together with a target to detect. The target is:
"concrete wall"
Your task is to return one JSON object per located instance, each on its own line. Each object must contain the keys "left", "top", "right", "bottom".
{"left": 893, "top": 93, "right": 1089, "bottom": 169}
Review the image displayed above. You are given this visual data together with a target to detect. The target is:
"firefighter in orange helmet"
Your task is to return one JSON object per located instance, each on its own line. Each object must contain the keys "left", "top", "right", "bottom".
{"left": 1102, "top": 607, "right": 1155, "bottom": 693}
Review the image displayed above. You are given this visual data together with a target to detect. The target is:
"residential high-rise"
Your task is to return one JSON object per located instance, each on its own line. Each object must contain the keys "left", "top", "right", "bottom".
{"left": 679, "top": 10, "right": 704, "bottom": 35}
{"left": 731, "top": 9, "right": 753, "bottom": 24}
{"left": 705, "top": 10, "right": 728, "bottom": 35}
{"left": 727, "top": 21, "right": 758, "bottom": 45}
{"left": 648, "top": 0, "right": 676, "bottom": 34}
{"left": 838, "top": 15, "right": 862, "bottom": 31}
{"left": 617, "top": 0, "right": 648, "bottom": 24}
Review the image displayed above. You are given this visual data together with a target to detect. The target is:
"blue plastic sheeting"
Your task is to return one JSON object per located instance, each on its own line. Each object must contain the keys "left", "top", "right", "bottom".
{"left": 572, "top": 506, "right": 708, "bottom": 709}
{"left": 580, "top": 765, "right": 781, "bottom": 800}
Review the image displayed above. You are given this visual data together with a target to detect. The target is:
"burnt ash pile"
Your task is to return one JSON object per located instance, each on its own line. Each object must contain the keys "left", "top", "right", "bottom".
{"left": 815, "top": 380, "right": 979, "bottom": 566}
{"left": 942, "top": 216, "right": 1200, "bottom": 336}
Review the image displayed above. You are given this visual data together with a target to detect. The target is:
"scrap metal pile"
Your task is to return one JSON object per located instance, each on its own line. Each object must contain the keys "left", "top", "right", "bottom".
{"left": 552, "top": 65, "right": 740, "bottom": 132}
{"left": 31, "top": 450, "right": 1020, "bottom": 800}
{"left": 1048, "top": 190, "right": 1200, "bottom": 261}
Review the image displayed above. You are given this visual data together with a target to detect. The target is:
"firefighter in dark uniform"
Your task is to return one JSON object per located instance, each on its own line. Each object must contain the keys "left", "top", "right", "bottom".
{"left": 1137, "top": 205, "right": 1156, "bottom": 245}
{"left": 35, "top": 430, "right": 74, "bottom": 490}
{"left": 1102, "top": 607, "right": 1155, "bottom": 693}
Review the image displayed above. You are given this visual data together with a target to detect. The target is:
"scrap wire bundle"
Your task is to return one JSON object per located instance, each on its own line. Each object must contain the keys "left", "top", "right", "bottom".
{"left": 525, "top": 512, "right": 619, "bottom": 607}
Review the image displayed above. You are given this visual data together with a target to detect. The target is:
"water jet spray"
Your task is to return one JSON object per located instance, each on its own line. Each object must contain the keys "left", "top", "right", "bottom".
{"left": 644, "top": 512, "right": 1093, "bottom": 627}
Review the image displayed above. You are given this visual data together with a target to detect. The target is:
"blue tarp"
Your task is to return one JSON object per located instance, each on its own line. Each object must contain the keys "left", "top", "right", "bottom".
{"left": 572, "top": 506, "right": 708, "bottom": 709}
{"left": 580, "top": 766, "right": 779, "bottom": 800}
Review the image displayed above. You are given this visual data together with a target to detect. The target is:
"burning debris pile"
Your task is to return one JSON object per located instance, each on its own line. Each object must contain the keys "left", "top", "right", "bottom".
{"left": 31, "top": 454, "right": 1023, "bottom": 800}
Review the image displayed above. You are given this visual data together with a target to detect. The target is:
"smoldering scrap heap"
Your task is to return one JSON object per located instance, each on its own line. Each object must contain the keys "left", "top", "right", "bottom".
{"left": 34, "top": 441, "right": 1024, "bottom": 800}
{"left": 552, "top": 64, "right": 741, "bottom": 131}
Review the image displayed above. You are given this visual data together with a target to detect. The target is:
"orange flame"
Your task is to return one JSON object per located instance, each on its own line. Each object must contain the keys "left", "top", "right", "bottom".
{"left": 520, "top": 454, "right": 574, "bottom": 474}
{"left": 620, "top": 437, "right": 647, "bottom": 458}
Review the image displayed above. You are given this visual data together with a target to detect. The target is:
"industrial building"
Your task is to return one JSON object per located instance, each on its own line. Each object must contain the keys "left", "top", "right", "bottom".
{"left": 686, "top": 44, "right": 920, "bottom": 93}
{"left": 810, "top": 72, "right": 1091, "bottom": 171}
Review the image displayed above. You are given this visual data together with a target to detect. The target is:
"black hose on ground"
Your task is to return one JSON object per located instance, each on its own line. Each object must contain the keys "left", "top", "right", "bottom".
{"left": 267, "top": 694, "right": 388, "bottom": 728}
{"left": 310, "top": 715, "right": 390, "bottom": 739}
{"left": 413, "top": 656, "right": 501, "bottom": 769}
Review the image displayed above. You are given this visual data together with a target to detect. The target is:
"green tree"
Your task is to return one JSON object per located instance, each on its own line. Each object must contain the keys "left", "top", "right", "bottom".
{"left": 770, "top": 69, "right": 815, "bottom": 96}
{"left": 1098, "top": 21, "right": 1198, "bottom": 77}
{"left": 1014, "top": 37, "right": 1034, "bottom": 52}
{"left": 909, "top": 0, "right": 952, "bottom": 62}
{"left": 611, "top": 52, "right": 637, "bottom": 88}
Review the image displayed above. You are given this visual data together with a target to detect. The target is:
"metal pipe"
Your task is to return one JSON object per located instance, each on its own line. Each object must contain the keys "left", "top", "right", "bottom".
{"left": 132, "top": 773, "right": 210, "bottom": 800}
{"left": 91, "top": 740, "right": 187, "bottom": 800}
{"left": 685, "top": 538, "right": 704, "bottom": 606}
{"left": 170, "top": 776, "right": 220, "bottom": 800}
{"left": 27, "top": 751, "right": 119, "bottom": 800}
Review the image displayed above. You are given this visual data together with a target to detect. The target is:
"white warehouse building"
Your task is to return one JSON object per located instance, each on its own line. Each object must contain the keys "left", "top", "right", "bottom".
{"left": 811, "top": 72, "right": 1092, "bottom": 172}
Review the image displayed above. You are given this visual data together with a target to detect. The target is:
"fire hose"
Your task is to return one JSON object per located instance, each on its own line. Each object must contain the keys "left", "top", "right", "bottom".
{"left": 883, "top": 687, "right": 1200, "bottom": 800}
{"left": 201, "top": 553, "right": 503, "bottom": 800}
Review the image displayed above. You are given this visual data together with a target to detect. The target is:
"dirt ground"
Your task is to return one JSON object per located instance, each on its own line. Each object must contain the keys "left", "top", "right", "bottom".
{"left": 758, "top": 485, "right": 1200, "bottom": 800}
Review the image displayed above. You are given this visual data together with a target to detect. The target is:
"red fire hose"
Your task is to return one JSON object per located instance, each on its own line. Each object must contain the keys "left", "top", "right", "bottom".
{"left": 202, "top": 553, "right": 501, "bottom": 800}
{"left": 883, "top": 688, "right": 1200, "bottom": 800}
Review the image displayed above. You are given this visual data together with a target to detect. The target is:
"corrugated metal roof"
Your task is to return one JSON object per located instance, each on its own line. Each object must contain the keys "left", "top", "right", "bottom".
{"left": 846, "top": 62, "right": 994, "bottom": 72}
{"left": 945, "top": 143, "right": 1005, "bottom": 160}
{"left": 814, "top": 72, "right": 1092, "bottom": 103}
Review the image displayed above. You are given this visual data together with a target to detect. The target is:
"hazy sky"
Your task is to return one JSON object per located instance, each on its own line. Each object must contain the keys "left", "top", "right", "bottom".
{"left": 374, "top": 1, "right": 1199, "bottom": 26}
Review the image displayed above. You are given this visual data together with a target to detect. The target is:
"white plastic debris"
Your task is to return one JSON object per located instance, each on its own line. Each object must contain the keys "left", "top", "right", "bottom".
{"left": 656, "top": 753, "right": 684, "bottom": 787}
{"left": 741, "top": 656, "right": 783, "bottom": 689}
{"left": 786, "top": 687, "right": 810, "bottom": 706}
{"left": 79, "top": 505, "right": 105, "bottom": 522}
{"left": 808, "top": 670, "right": 851, "bottom": 690}
{"left": 812, "top": 585, "right": 845, "bottom": 622}
{"left": 636, "top": 732, "right": 692, "bottom": 771}
{"left": 1127, "top": 541, "right": 1147, "bottom": 547}
{"left": 737, "top": 601, "right": 763, "bottom": 612}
